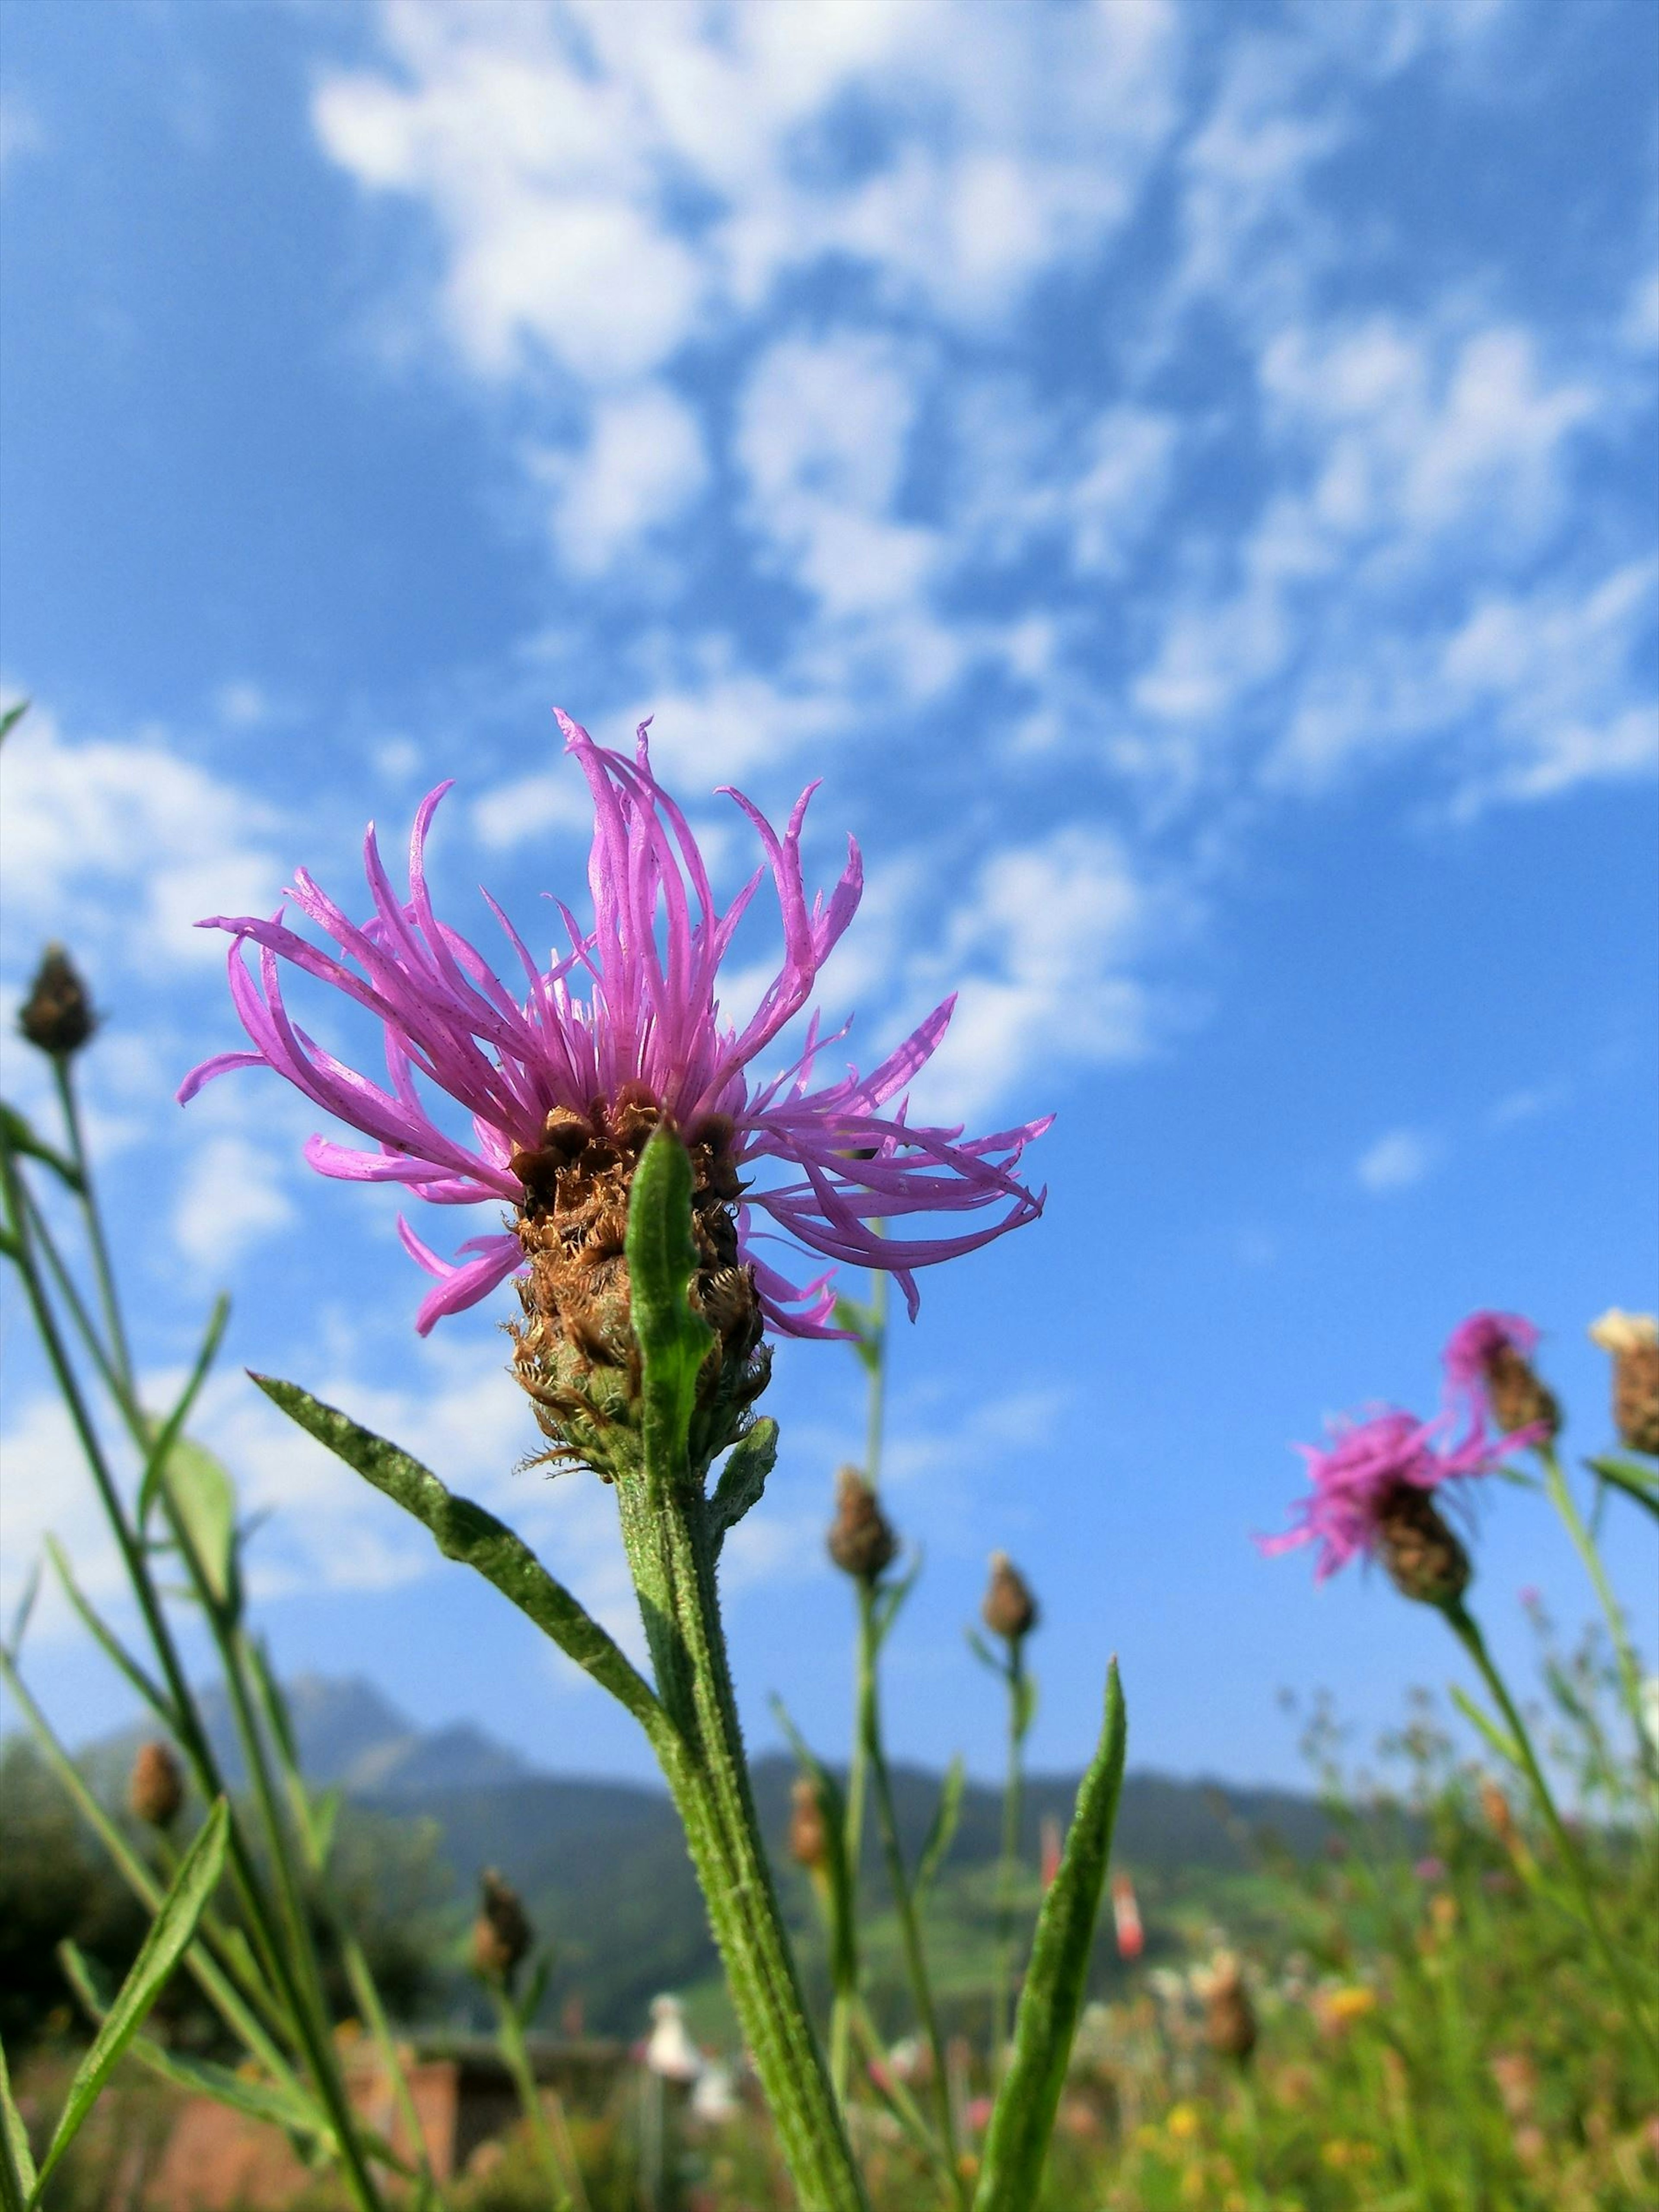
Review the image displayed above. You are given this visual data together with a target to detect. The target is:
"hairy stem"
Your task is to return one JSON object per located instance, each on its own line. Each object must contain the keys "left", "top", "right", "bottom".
{"left": 991, "top": 1645, "right": 1025, "bottom": 2076}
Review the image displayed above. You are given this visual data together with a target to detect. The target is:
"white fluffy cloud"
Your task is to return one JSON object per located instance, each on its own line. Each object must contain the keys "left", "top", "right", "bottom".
{"left": 1356, "top": 1127, "right": 1440, "bottom": 1194}
{"left": 0, "top": 703, "right": 281, "bottom": 970}
{"left": 531, "top": 383, "right": 709, "bottom": 576}
{"left": 173, "top": 1134, "right": 297, "bottom": 1272}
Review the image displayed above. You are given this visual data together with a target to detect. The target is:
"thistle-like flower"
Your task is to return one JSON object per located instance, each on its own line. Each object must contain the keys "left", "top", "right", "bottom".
{"left": 1588, "top": 1308, "right": 1659, "bottom": 1457}
{"left": 1260, "top": 1408, "right": 1524, "bottom": 1603}
{"left": 1442, "top": 1310, "right": 1559, "bottom": 1442}
{"left": 181, "top": 714, "right": 1047, "bottom": 1468}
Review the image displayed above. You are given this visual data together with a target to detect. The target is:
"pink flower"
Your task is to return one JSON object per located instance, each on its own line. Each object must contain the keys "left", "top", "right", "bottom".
{"left": 180, "top": 713, "right": 1048, "bottom": 1337}
{"left": 1260, "top": 1407, "right": 1518, "bottom": 1584}
{"left": 1442, "top": 1309, "right": 1538, "bottom": 1419}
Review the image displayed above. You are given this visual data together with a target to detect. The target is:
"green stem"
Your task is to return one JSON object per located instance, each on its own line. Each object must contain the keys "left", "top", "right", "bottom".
{"left": 0, "top": 1150, "right": 388, "bottom": 2212}
{"left": 1538, "top": 1443, "right": 1657, "bottom": 1798}
{"left": 492, "top": 1986, "right": 574, "bottom": 2211}
{"left": 1443, "top": 1599, "right": 1659, "bottom": 2071}
{"left": 859, "top": 1583, "right": 966, "bottom": 2209}
{"left": 52, "top": 1057, "right": 133, "bottom": 1390}
{"left": 991, "top": 1645, "right": 1024, "bottom": 2077}
{"left": 613, "top": 1463, "right": 868, "bottom": 2212}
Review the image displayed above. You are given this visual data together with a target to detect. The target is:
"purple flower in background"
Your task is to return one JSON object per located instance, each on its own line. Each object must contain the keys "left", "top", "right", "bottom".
{"left": 1442, "top": 1309, "right": 1557, "bottom": 1442}
{"left": 181, "top": 712, "right": 1048, "bottom": 1339}
{"left": 1259, "top": 1407, "right": 1518, "bottom": 1587}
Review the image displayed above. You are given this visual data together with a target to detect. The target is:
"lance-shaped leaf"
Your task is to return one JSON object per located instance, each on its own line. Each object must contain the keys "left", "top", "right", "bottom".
{"left": 1450, "top": 1684, "right": 1522, "bottom": 1769}
{"left": 0, "top": 2031, "right": 36, "bottom": 2212}
{"left": 973, "top": 1662, "right": 1126, "bottom": 2212}
{"left": 1586, "top": 1453, "right": 1659, "bottom": 1523}
{"left": 158, "top": 1437, "right": 241, "bottom": 1621}
{"left": 625, "top": 1128, "right": 714, "bottom": 1480}
{"left": 0, "top": 700, "right": 27, "bottom": 747}
{"left": 253, "top": 1376, "right": 662, "bottom": 1734}
{"left": 710, "top": 1420, "right": 779, "bottom": 1554}
{"left": 45, "top": 1538, "right": 175, "bottom": 1725}
{"left": 30, "top": 1800, "right": 230, "bottom": 2206}
{"left": 915, "top": 1754, "right": 966, "bottom": 1901}
{"left": 137, "top": 1295, "right": 230, "bottom": 1530}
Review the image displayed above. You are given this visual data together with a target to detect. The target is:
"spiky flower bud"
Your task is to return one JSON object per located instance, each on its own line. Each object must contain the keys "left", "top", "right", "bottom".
{"left": 470, "top": 1867, "right": 532, "bottom": 1984}
{"left": 981, "top": 1551, "right": 1038, "bottom": 1643}
{"left": 128, "top": 1740, "right": 184, "bottom": 1830}
{"left": 19, "top": 944, "right": 97, "bottom": 1059}
{"left": 1196, "top": 1952, "right": 1257, "bottom": 2063}
{"left": 1588, "top": 1310, "right": 1659, "bottom": 1457}
{"left": 826, "top": 1465, "right": 897, "bottom": 1583}
{"left": 788, "top": 1777, "right": 828, "bottom": 1871}
{"left": 1373, "top": 1483, "right": 1471, "bottom": 1608}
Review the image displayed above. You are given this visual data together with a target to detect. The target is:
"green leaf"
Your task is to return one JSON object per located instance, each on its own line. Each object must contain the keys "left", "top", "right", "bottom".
{"left": 871, "top": 1552, "right": 922, "bottom": 1651}
{"left": 973, "top": 1662, "right": 1126, "bottom": 2212}
{"left": 45, "top": 1538, "right": 175, "bottom": 1725}
{"left": 1013, "top": 1668, "right": 1039, "bottom": 1746}
{"left": 1450, "top": 1684, "right": 1522, "bottom": 1768}
{"left": 252, "top": 1375, "right": 662, "bottom": 1733}
{"left": 0, "top": 1103, "right": 83, "bottom": 1195}
{"left": 966, "top": 1629, "right": 1005, "bottom": 1680}
{"left": 0, "top": 701, "right": 28, "bottom": 748}
{"left": 915, "top": 1754, "right": 965, "bottom": 1900}
{"left": 137, "top": 1296, "right": 231, "bottom": 1531}
{"left": 4, "top": 1563, "right": 40, "bottom": 1665}
{"left": 1586, "top": 1453, "right": 1659, "bottom": 1523}
{"left": 624, "top": 1128, "right": 714, "bottom": 1481}
{"left": 56, "top": 1945, "right": 333, "bottom": 2152}
{"left": 31, "top": 1800, "right": 230, "bottom": 2205}
{"left": 158, "top": 1437, "right": 241, "bottom": 1619}
{"left": 770, "top": 1698, "right": 858, "bottom": 1998}
{"left": 709, "top": 1419, "right": 779, "bottom": 1554}
{"left": 0, "top": 2031, "right": 37, "bottom": 2212}
{"left": 831, "top": 1296, "right": 881, "bottom": 1375}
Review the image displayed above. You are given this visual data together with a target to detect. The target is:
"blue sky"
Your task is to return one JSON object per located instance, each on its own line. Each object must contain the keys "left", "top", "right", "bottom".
{"left": 1, "top": 0, "right": 1655, "bottom": 1794}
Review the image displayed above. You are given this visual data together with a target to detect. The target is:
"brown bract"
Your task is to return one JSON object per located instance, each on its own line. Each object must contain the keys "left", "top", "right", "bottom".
{"left": 128, "top": 1739, "right": 185, "bottom": 1830}
{"left": 1611, "top": 1341, "right": 1659, "bottom": 1457}
{"left": 471, "top": 1868, "right": 532, "bottom": 1983}
{"left": 981, "top": 1551, "right": 1038, "bottom": 1642}
{"left": 1481, "top": 1344, "right": 1560, "bottom": 1441}
{"left": 507, "top": 1090, "right": 769, "bottom": 1476}
{"left": 1373, "top": 1482, "right": 1471, "bottom": 1607}
{"left": 825, "top": 1465, "right": 897, "bottom": 1583}
{"left": 19, "top": 944, "right": 97, "bottom": 1058}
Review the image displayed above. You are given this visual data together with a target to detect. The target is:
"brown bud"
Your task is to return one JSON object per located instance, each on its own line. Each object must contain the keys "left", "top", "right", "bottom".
{"left": 1481, "top": 1344, "right": 1559, "bottom": 1442}
{"left": 1479, "top": 1777, "right": 1516, "bottom": 1849}
{"left": 128, "top": 1740, "right": 185, "bottom": 1830}
{"left": 18, "top": 944, "right": 97, "bottom": 1059}
{"left": 981, "top": 1551, "right": 1038, "bottom": 1643}
{"left": 826, "top": 1466, "right": 897, "bottom": 1583}
{"left": 470, "top": 1868, "right": 532, "bottom": 1983}
{"left": 1589, "top": 1312, "right": 1659, "bottom": 1456}
{"left": 1198, "top": 1955, "right": 1257, "bottom": 2063}
{"left": 788, "top": 1777, "right": 828, "bottom": 1871}
{"left": 1373, "top": 1483, "right": 1470, "bottom": 1608}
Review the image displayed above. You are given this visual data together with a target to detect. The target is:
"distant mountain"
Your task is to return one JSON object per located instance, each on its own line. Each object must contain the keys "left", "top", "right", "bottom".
{"left": 67, "top": 1677, "right": 1335, "bottom": 2037}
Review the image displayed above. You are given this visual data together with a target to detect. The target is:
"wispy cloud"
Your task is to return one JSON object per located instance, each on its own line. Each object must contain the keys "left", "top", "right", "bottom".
{"left": 1356, "top": 1127, "right": 1442, "bottom": 1194}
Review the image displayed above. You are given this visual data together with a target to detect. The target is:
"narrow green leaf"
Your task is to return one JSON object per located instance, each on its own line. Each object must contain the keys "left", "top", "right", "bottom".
{"left": 770, "top": 1698, "right": 858, "bottom": 1997}
{"left": 1013, "top": 1669, "right": 1039, "bottom": 1745}
{"left": 1450, "top": 1684, "right": 1522, "bottom": 1768}
{"left": 0, "top": 701, "right": 28, "bottom": 747}
{"left": 973, "top": 1662, "right": 1127, "bottom": 2212}
{"left": 915, "top": 1754, "right": 965, "bottom": 1900}
{"left": 252, "top": 1375, "right": 661, "bottom": 1732}
{"left": 709, "top": 1419, "right": 779, "bottom": 1553}
{"left": 4, "top": 1563, "right": 40, "bottom": 1665}
{"left": 624, "top": 1128, "right": 714, "bottom": 1479}
{"left": 32, "top": 1800, "right": 230, "bottom": 2203}
{"left": 56, "top": 1944, "right": 332, "bottom": 2150}
{"left": 1586, "top": 1453, "right": 1659, "bottom": 1522}
{"left": 44, "top": 1538, "right": 176, "bottom": 1725}
{"left": 137, "top": 1296, "right": 231, "bottom": 1530}
{"left": 831, "top": 1296, "right": 881, "bottom": 1374}
{"left": 0, "top": 2031, "right": 37, "bottom": 2212}
{"left": 966, "top": 1629, "right": 1004, "bottom": 1679}
{"left": 518, "top": 1951, "right": 553, "bottom": 2030}
{"left": 871, "top": 1552, "right": 922, "bottom": 1651}
{"left": 0, "top": 1103, "right": 83, "bottom": 1194}
{"left": 158, "top": 1436, "right": 241, "bottom": 1620}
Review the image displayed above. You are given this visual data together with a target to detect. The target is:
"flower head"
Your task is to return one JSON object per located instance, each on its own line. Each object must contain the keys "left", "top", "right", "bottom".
{"left": 1260, "top": 1406, "right": 1519, "bottom": 1594}
{"left": 181, "top": 715, "right": 1046, "bottom": 1452}
{"left": 1588, "top": 1308, "right": 1659, "bottom": 1456}
{"left": 1442, "top": 1310, "right": 1557, "bottom": 1442}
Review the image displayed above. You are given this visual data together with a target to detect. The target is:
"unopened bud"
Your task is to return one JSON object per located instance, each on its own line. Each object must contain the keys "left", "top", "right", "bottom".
{"left": 1479, "top": 1777, "right": 1516, "bottom": 1849}
{"left": 18, "top": 945, "right": 97, "bottom": 1059}
{"left": 128, "top": 1740, "right": 184, "bottom": 1830}
{"left": 826, "top": 1466, "right": 897, "bottom": 1583}
{"left": 1481, "top": 1344, "right": 1559, "bottom": 1442}
{"left": 1197, "top": 1953, "right": 1257, "bottom": 2064}
{"left": 1373, "top": 1484, "right": 1470, "bottom": 1607}
{"left": 981, "top": 1552, "right": 1037, "bottom": 1643}
{"left": 471, "top": 1868, "right": 532, "bottom": 1983}
{"left": 788, "top": 1777, "right": 828, "bottom": 1871}
{"left": 1588, "top": 1310, "right": 1659, "bottom": 1457}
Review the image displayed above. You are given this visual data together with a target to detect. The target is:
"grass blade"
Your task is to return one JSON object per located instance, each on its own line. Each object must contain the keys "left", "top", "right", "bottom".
{"left": 0, "top": 2032, "right": 37, "bottom": 2212}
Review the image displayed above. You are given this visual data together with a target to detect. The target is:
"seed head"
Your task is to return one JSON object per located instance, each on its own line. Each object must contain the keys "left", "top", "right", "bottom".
{"left": 471, "top": 1868, "right": 533, "bottom": 1984}
{"left": 788, "top": 1777, "right": 829, "bottom": 1871}
{"left": 1373, "top": 1482, "right": 1471, "bottom": 1608}
{"left": 19, "top": 944, "right": 97, "bottom": 1059}
{"left": 826, "top": 1465, "right": 898, "bottom": 1583}
{"left": 981, "top": 1551, "right": 1038, "bottom": 1643}
{"left": 1588, "top": 1309, "right": 1659, "bottom": 1457}
{"left": 128, "top": 1740, "right": 185, "bottom": 1830}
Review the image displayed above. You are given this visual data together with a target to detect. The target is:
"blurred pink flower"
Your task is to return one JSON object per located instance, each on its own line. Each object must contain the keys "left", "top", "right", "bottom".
{"left": 1260, "top": 1407, "right": 1521, "bottom": 1584}
{"left": 181, "top": 713, "right": 1047, "bottom": 1336}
